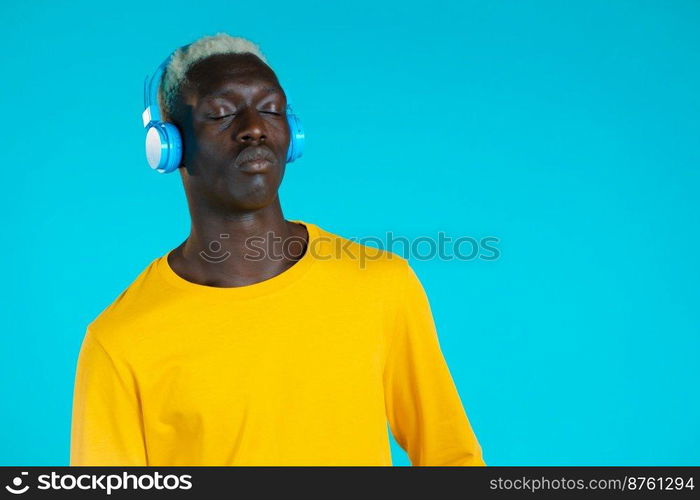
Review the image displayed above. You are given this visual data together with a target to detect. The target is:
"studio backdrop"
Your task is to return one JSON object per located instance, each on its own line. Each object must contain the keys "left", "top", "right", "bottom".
{"left": 0, "top": 0, "right": 698, "bottom": 466}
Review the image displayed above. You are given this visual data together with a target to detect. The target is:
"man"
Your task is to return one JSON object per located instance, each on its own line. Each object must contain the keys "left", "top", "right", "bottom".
{"left": 70, "top": 33, "right": 485, "bottom": 466}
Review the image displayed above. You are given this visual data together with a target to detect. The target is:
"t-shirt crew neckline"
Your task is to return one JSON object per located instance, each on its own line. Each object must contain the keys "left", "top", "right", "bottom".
{"left": 156, "top": 219, "right": 319, "bottom": 300}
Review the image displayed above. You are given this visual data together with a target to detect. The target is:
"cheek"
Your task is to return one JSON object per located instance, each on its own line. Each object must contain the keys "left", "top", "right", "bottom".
{"left": 187, "top": 135, "right": 232, "bottom": 168}
{"left": 271, "top": 125, "right": 291, "bottom": 161}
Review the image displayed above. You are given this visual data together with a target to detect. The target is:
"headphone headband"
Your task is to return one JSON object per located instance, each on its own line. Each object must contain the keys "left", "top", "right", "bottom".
{"left": 142, "top": 54, "right": 172, "bottom": 124}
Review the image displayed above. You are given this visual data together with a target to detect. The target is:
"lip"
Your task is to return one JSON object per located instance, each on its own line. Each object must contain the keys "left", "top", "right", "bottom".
{"left": 237, "top": 158, "right": 273, "bottom": 173}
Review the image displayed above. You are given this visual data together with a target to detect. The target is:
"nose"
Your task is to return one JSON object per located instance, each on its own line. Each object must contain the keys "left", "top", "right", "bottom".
{"left": 234, "top": 108, "right": 267, "bottom": 145}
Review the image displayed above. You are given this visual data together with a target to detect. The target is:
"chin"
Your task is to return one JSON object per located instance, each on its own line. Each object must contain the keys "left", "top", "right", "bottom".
{"left": 224, "top": 180, "right": 280, "bottom": 210}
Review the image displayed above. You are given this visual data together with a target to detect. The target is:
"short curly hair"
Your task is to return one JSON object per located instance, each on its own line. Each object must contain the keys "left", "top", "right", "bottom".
{"left": 157, "top": 32, "right": 269, "bottom": 122}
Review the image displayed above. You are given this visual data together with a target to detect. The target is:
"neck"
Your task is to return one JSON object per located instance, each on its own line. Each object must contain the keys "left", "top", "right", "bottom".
{"left": 171, "top": 196, "right": 307, "bottom": 287}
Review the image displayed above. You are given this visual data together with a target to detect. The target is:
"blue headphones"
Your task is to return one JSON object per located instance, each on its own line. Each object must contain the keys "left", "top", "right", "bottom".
{"left": 142, "top": 49, "right": 305, "bottom": 174}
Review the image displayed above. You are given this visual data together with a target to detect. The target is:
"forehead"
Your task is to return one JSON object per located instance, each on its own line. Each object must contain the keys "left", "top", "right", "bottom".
{"left": 185, "top": 53, "right": 282, "bottom": 100}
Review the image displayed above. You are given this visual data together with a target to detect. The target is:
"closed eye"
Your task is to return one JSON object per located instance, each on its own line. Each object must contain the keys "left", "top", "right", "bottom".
{"left": 210, "top": 111, "right": 281, "bottom": 119}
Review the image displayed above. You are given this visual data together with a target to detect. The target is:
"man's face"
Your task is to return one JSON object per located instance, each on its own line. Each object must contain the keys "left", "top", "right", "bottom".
{"left": 173, "top": 53, "right": 290, "bottom": 212}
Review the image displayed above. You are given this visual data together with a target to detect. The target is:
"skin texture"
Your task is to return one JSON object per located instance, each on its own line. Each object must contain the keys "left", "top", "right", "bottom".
{"left": 165, "top": 52, "right": 308, "bottom": 287}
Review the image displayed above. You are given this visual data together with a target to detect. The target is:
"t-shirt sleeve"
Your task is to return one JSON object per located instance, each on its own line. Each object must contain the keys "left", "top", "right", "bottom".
{"left": 70, "top": 328, "right": 148, "bottom": 466}
{"left": 383, "top": 260, "right": 486, "bottom": 466}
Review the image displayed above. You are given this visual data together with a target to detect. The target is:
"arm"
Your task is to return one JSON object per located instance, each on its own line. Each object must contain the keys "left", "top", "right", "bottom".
{"left": 70, "top": 328, "right": 148, "bottom": 465}
{"left": 383, "top": 260, "right": 486, "bottom": 466}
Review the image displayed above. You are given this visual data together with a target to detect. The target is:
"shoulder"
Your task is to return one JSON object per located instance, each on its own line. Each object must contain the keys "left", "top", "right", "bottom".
{"left": 84, "top": 256, "right": 162, "bottom": 356}
{"left": 309, "top": 221, "right": 414, "bottom": 292}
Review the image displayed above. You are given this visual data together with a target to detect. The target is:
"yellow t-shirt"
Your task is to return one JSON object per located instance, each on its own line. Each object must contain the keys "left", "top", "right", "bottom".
{"left": 70, "top": 220, "right": 485, "bottom": 466}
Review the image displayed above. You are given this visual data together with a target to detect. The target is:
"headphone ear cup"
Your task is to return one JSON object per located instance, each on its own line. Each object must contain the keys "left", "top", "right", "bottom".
{"left": 285, "top": 112, "right": 305, "bottom": 163}
{"left": 145, "top": 122, "right": 182, "bottom": 174}
{"left": 160, "top": 122, "right": 183, "bottom": 173}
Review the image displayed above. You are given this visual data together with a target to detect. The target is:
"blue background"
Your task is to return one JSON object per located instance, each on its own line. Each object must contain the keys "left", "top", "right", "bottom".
{"left": 1, "top": 0, "right": 698, "bottom": 466}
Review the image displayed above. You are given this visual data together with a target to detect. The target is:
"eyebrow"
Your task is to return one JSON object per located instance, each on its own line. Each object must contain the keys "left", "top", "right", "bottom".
{"left": 201, "top": 86, "right": 283, "bottom": 100}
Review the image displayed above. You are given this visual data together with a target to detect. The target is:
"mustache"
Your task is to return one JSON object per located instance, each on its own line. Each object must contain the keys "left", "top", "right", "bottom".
{"left": 234, "top": 146, "right": 277, "bottom": 166}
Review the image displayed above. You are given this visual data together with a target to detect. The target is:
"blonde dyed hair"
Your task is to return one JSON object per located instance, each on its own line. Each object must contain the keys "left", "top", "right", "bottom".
{"left": 157, "top": 33, "right": 269, "bottom": 121}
